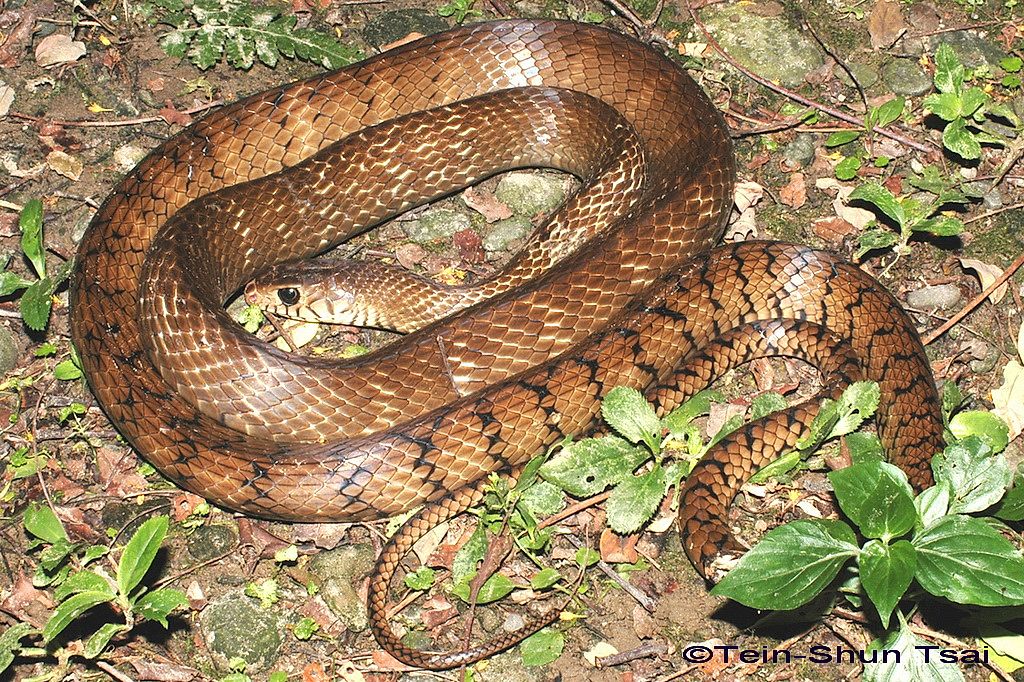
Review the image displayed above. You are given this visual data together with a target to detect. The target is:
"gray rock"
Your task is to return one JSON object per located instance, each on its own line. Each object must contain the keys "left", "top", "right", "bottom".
{"left": 0, "top": 325, "right": 20, "bottom": 376}
{"left": 928, "top": 32, "right": 1007, "bottom": 70}
{"left": 186, "top": 524, "right": 237, "bottom": 562}
{"left": 403, "top": 209, "right": 471, "bottom": 244}
{"left": 783, "top": 133, "right": 816, "bottom": 168}
{"left": 495, "top": 173, "right": 565, "bottom": 216}
{"left": 700, "top": 5, "right": 824, "bottom": 89}
{"left": 881, "top": 59, "right": 933, "bottom": 96}
{"left": 362, "top": 9, "right": 449, "bottom": 49}
{"left": 199, "top": 592, "right": 286, "bottom": 672}
{"left": 970, "top": 344, "right": 1000, "bottom": 374}
{"left": 836, "top": 61, "right": 880, "bottom": 90}
{"left": 307, "top": 543, "right": 374, "bottom": 631}
{"left": 906, "top": 284, "right": 962, "bottom": 310}
{"left": 483, "top": 216, "right": 532, "bottom": 254}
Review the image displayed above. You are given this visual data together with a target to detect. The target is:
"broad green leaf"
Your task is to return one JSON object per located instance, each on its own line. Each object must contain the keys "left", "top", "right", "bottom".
{"left": 451, "top": 523, "right": 487, "bottom": 585}
{"left": 662, "top": 389, "right": 722, "bottom": 432}
{"left": 749, "top": 450, "right": 800, "bottom": 484}
{"left": 1001, "top": 56, "right": 1022, "bottom": 72}
{"left": 83, "top": 622, "right": 127, "bottom": 658}
{"left": 43, "top": 591, "right": 113, "bottom": 642}
{"left": 933, "top": 43, "right": 965, "bottom": 93}
{"left": 859, "top": 539, "right": 915, "bottom": 628}
{"left": 515, "top": 453, "right": 547, "bottom": 492}
{"left": 575, "top": 546, "right": 599, "bottom": 568}
{"left": 915, "top": 480, "right": 951, "bottom": 527}
{"left": 116, "top": 516, "right": 168, "bottom": 598}
{"left": 19, "top": 199, "right": 45, "bottom": 280}
{"left": 606, "top": 465, "right": 668, "bottom": 534}
{"left": 912, "top": 215, "right": 964, "bottom": 236}
{"left": 825, "top": 130, "right": 861, "bottom": 147}
{"left": 54, "top": 359, "right": 82, "bottom": 381}
{"left": 863, "top": 624, "right": 965, "bottom": 682}
{"left": 932, "top": 438, "right": 1011, "bottom": 514}
{"left": 601, "top": 387, "right": 661, "bottom": 452}
{"left": 0, "top": 622, "right": 34, "bottom": 674}
{"left": 40, "top": 538, "right": 76, "bottom": 571}
{"left": 909, "top": 165, "right": 950, "bottom": 194}
{"left": 923, "top": 91, "right": 962, "bottom": 121}
{"left": 53, "top": 570, "right": 114, "bottom": 602}
{"left": 0, "top": 271, "right": 31, "bottom": 297}
{"left": 949, "top": 411, "right": 1010, "bottom": 453}
{"left": 959, "top": 87, "right": 989, "bottom": 118}
{"left": 869, "top": 97, "right": 905, "bottom": 128}
{"left": 831, "top": 381, "right": 880, "bottom": 438}
{"left": 829, "top": 462, "right": 916, "bottom": 539}
{"left": 995, "top": 469, "right": 1024, "bottom": 521}
{"left": 19, "top": 277, "right": 55, "bottom": 331}
{"left": 452, "top": 573, "right": 515, "bottom": 605}
{"left": 913, "top": 515, "right": 1024, "bottom": 605}
{"left": 540, "top": 436, "right": 649, "bottom": 498}
{"left": 403, "top": 567, "right": 435, "bottom": 591}
{"left": 519, "top": 481, "right": 565, "bottom": 518}
{"left": 711, "top": 520, "right": 858, "bottom": 610}
{"left": 134, "top": 588, "right": 188, "bottom": 627}
{"left": 834, "top": 155, "right": 861, "bottom": 181}
{"left": 23, "top": 503, "right": 67, "bottom": 544}
{"left": 845, "top": 432, "right": 883, "bottom": 464}
{"left": 854, "top": 228, "right": 899, "bottom": 260}
{"left": 530, "top": 567, "right": 562, "bottom": 590}
{"left": 941, "top": 380, "right": 966, "bottom": 422}
{"left": 849, "top": 182, "right": 905, "bottom": 228}
{"left": 520, "top": 628, "right": 564, "bottom": 666}
{"left": 750, "top": 392, "right": 787, "bottom": 420}
{"left": 942, "top": 118, "right": 982, "bottom": 160}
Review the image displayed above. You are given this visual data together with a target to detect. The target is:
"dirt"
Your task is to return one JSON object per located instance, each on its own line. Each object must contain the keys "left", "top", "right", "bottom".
{"left": 0, "top": 0, "right": 1021, "bottom": 680}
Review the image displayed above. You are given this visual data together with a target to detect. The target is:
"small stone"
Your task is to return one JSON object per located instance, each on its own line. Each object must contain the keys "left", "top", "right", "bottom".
{"left": 906, "top": 284, "right": 962, "bottom": 311}
{"left": 307, "top": 544, "right": 374, "bottom": 631}
{"left": 969, "top": 343, "right": 1000, "bottom": 374}
{"left": 782, "top": 133, "right": 816, "bottom": 169}
{"left": 361, "top": 9, "right": 449, "bottom": 49}
{"left": 200, "top": 592, "right": 285, "bottom": 672}
{"left": 113, "top": 144, "right": 147, "bottom": 173}
{"left": 187, "top": 524, "right": 237, "bottom": 562}
{"left": 836, "top": 61, "right": 880, "bottom": 90}
{"left": 881, "top": 59, "right": 933, "bottom": 96}
{"left": 502, "top": 612, "right": 526, "bottom": 633}
{"left": 483, "top": 216, "right": 532, "bottom": 254}
{"left": 0, "top": 325, "right": 20, "bottom": 376}
{"left": 927, "top": 31, "right": 1007, "bottom": 70}
{"left": 495, "top": 173, "right": 565, "bottom": 216}
{"left": 402, "top": 209, "right": 471, "bottom": 244}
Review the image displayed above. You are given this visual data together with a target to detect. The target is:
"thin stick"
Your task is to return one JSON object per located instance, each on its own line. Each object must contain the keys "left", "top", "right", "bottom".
{"left": 685, "top": 2, "right": 935, "bottom": 154}
{"left": 921, "top": 249, "right": 1024, "bottom": 345}
{"left": 564, "top": 535, "right": 657, "bottom": 612}
{"left": 8, "top": 100, "right": 222, "bottom": 128}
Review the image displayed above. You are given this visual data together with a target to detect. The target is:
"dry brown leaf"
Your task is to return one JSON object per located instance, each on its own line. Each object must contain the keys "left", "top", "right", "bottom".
{"left": 599, "top": 527, "right": 639, "bottom": 563}
{"left": 130, "top": 658, "right": 201, "bottom": 682}
{"left": 812, "top": 216, "right": 857, "bottom": 243}
{"left": 779, "top": 172, "right": 807, "bottom": 208}
{"left": 868, "top": 0, "right": 908, "bottom": 50}
{"left": 45, "top": 149, "right": 83, "bottom": 181}
{"left": 159, "top": 100, "right": 192, "bottom": 126}
{"left": 453, "top": 227, "right": 484, "bottom": 263}
{"left": 816, "top": 178, "right": 876, "bottom": 229}
{"left": 0, "top": 83, "right": 14, "bottom": 118}
{"left": 992, "top": 320, "right": 1024, "bottom": 440}
{"left": 960, "top": 257, "right": 1009, "bottom": 304}
{"left": 632, "top": 604, "right": 658, "bottom": 640}
{"left": 583, "top": 641, "right": 619, "bottom": 666}
{"left": 463, "top": 186, "right": 512, "bottom": 222}
{"left": 34, "top": 33, "right": 86, "bottom": 67}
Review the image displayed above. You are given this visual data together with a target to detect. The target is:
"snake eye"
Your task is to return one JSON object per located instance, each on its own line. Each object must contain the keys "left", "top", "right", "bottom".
{"left": 277, "top": 287, "right": 300, "bottom": 306}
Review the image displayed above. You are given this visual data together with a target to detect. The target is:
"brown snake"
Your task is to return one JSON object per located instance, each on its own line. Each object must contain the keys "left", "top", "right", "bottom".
{"left": 70, "top": 19, "right": 946, "bottom": 669}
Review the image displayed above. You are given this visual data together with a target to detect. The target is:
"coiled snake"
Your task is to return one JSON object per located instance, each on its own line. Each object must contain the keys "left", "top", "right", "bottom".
{"left": 70, "top": 19, "right": 945, "bottom": 669}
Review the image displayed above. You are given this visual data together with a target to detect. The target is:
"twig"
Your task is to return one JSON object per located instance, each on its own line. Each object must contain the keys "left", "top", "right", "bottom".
{"left": 564, "top": 535, "right": 657, "bottom": 612}
{"left": 909, "top": 20, "right": 1005, "bottom": 38}
{"left": 685, "top": 2, "right": 935, "bottom": 155}
{"left": 7, "top": 100, "right": 222, "bottom": 128}
{"left": 97, "top": 661, "right": 136, "bottom": 682}
{"left": 964, "top": 200, "right": 1024, "bottom": 225}
{"left": 596, "top": 641, "right": 669, "bottom": 667}
{"left": 801, "top": 15, "right": 867, "bottom": 114}
{"left": 921, "top": 249, "right": 1024, "bottom": 345}
{"left": 536, "top": 491, "right": 611, "bottom": 531}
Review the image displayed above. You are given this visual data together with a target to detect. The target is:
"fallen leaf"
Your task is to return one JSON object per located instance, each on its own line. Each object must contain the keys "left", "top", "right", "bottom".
{"left": 130, "top": 658, "right": 201, "bottom": 682}
{"left": 584, "top": 641, "right": 619, "bottom": 666}
{"left": 816, "top": 179, "right": 875, "bottom": 230}
{"left": 412, "top": 520, "right": 449, "bottom": 564}
{"left": 274, "top": 318, "right": 319, "bottom": 351}
{"left": 372, "top": 649, "right": 414, "bottom": 671}
{"left": 797, "top": 499, "right": 824, "bottom": 518}
{"left": 960, "top": 257, "right": 1009, "bottom": 304}
{"left": 779, "top": 172, "right": 807, "bottom": 208}
{"left": 421, "top": 595, "right": 458, "bottom": 628}
{"left": 303, "top": 662, "right": 330, "bottom": 682}
{"left": 185, "top": 581, "right": 207, "bottom": 610}
{"left": 868, "top": 0, "right": 908, "bottom": 50}
{"left": 45, "top": 150, "right": 83, "bottom": 181}
{"left": 706, "top": 402, "right": 747, "bottom": 440}
{"left": 883, "top": 174, "right": 903, "bottom": 196}
{"left": 380, "top": 32, "right": 425, "bottom": 52}
{"left": 599, "top": 527, "right": 639, "bottom": 563}
{"left": 812, "top": 217, "right": 857, "bottom": 242}
{"left": 0, "top": 83, "right": 14, "bottom": 118}
{"left": 992, "top": 320, "right": 1024, "bottom": 440}
{"left": 395, "top": 243, "right": 426, "bottom": 269}
{"left": 0, "top": 10, "right": 40, "bottom": 68}
{"left": 336, "top": 660, "right": 366, "bottom": 682}
{"left": 159, "top": 100, "right": 192, "bottom": 126}
{"left": 453, "top": 228, "right": 484, "bottom": 263}
{"left": 463, "top": 186, "right": 512, "bottom": 222}
{"left": 34, "top": 34, "right": 87, "bottom": 67}
{"left": 632, "top": 604, "right": 658, "bottom": 639}
{"left": 733, "top": 180, "right": 765, "bottom": 213}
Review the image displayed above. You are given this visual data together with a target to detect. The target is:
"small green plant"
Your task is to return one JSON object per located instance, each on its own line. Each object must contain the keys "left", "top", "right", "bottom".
{"left": 1, "top": 512, "right": 187, "bottom": 673}
{"left": 156, "top": 0, "right": 363, "bottom": 70}
{"left": 827, "top": 97, "right": 906, "bottom": 181}
{"left": 923, "top": 44, "right": 1020, "bottom": 161}
{"left": 437, "top": 0, "right": 481, "bottom": 23}
{"left": 0, "top": 200, "right": 74, "bottom": 332}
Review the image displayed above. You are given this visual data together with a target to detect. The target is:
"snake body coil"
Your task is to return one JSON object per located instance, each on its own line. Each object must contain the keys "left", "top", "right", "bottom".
{"left": 71, "top": 19, "right": 945, "bottom": 669}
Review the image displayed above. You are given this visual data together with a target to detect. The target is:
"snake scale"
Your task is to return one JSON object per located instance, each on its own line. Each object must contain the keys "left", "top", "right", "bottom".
{"left": 70, "top": 19, "right": 946, "bottom": 669}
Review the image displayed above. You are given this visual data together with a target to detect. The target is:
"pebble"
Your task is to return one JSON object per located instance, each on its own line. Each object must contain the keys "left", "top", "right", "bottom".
{"left": 906, "top": 283, "right": 962, "bottom": 311}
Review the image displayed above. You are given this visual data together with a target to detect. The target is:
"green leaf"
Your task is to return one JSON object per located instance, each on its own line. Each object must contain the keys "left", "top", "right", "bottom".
{"left": 863, "top": 624, "right": 966, "bottom": 682}
{"left": 520, "top": 628, "right": 564, "bottom": 667}
{"left": 913, "top": 215, "right": 964, "bottom": 236}
{"left": 0, "top": 622, "right": 35, "bottom": 673}
{"left": 540, "top": 436, "right": 650, "bottom": 498}
{"left": 1001, "top": 56, "right": 1022, "bottom": 72}
{"left": 959, "top": 87, "right": 989, "bottom": 118}
{"left": 949, "top": 411, "right": 1010, "bottom": 453}
{"left": 834, "top": 155, "right": 861, "bottom": 181}
{"left": 933, "top": 43, "right": 965, "bottom": 93}
{"left": 19, "top": 277, "right": 55, "bottom": 331}
{"left": 293, "top": 616, "right": 318, "bottom": 641}
{"left": 829, "top": 462, "right": 916, "bottom": 539}
{"left": 923, "top": 91, "right": 963, "bottom": 121}
{"left": 40, "top": 538, "right": 76, "bottom": 571}
{"left": 854, "top": 228, "right": 899, "bottom": 260}
{"left": 53, "top": 359, "right": 83, "bottom": 381}
{"left": 849, "top": 182, "right": 905, "bottom": 228}
{"left": 825, "top": 130, "right": 861, "bottom": 147}
{"left": 43, "top": 590, "right": 114, "bottom": 642}
{"left": 941, "top": 381, "right": 965, "bottom": 422}
{"left": 915, "top": 480, "right": 951, "bottom": 527}
{"left": 53, "top": 570, "right": 114, "bottom": 602}
{"left": 519, "top": 481, "right": 564, "bottom": 518}
{"left": 451, "top": 523, "right": 487, "bottom": 585}
{"left": 575, "top": 546, "right": 599, "bottom": 568}
{"left": 606, "top": 465, "right": 668, "bottom": 534}
{"left": 24, "top": 503, "right": 68, "bottom": 544}
{"left": 84, "top": 622, "right": 127, "bottom": 659}
{"left": 845, "top": 432, "right": 883, "bottom": 464}
{"left": 452, "top": 573, "right": 515, "bottom": 605}
{"left": 859, "top": 539, "right": 915, "bottom": 628}
{"left": 711, "top": 520, "right": 859, "bottom": 610}
{"left": 750, "top": 392, "right": 787, "bottom": 420}
{"left": 913, "top": 515, "right": 1024, "bottom": 606}
{"left": 403, "top": 567, "right": 436, "bottom": 591}
{"left": 831, "top": 382, "right": 879, "bottom": 438}
{"left": 943, "top": 118, "right": 982, "bottom": 160}
{"left": 995, "top": 469, "right": 1024, "bottom": 521}
{"left": 870, "top": 97, "right": 905, "bottom": 128}
{"left": 0, "top": 271, "right": 31, "bottom": 297}
{"left": 116, "top": 516, "right": 168, "bottom": 598}
{"left": 663, "top": 389, "right": 722, "bottom": 432}
{"left": 134, "top": 588, "right": 188, "bottom": 627}
{"left": 530, "top": 567, "right": 562, "bottom": 590}
{"left": 601, "top": 387, "right": 661, "bottom": 452}
{"left": 19, "top": 199, "right": 45, "bottom": 280}
{"left": 932, "top": 438, "right": 1011, "bottom": 514}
